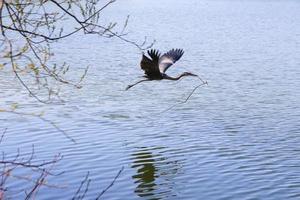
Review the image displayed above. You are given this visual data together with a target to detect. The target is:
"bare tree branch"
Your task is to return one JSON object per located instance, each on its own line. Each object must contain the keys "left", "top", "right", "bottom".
{"left": 0, "top": 137, "right": 64, "bottom": 199}
{"left": 96, "top": 166, "right": 124, "bottom": 199}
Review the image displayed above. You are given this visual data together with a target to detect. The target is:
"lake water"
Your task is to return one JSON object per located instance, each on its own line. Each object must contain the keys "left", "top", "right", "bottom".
{"left": 1, "top": 0, "right": 300, "bottom": 199}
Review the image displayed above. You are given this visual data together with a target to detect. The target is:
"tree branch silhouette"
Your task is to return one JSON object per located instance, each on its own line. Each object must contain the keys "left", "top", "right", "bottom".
{"left": 1, "top": 129, "right": 124, "bottom": 199}
{"left": 0, "top": 0, "right": 154, "bottom": 103}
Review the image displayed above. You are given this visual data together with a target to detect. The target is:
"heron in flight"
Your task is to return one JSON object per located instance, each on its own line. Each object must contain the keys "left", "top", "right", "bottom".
{"left": 126, "top": 48, "right": 197, "bottom": 90}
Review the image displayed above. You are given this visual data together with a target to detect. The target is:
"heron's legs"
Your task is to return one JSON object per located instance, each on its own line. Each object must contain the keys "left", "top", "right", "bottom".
{"left": 126, "top": 79, "right": 150, "bottom": 90}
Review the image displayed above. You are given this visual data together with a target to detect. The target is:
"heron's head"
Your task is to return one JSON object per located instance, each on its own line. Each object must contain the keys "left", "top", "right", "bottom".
{"left": 182, "top": 72, "right": 198, "bottom": 77}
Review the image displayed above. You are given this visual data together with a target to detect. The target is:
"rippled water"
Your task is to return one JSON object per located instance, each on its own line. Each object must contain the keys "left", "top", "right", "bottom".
{"left": 1, "top": 0, "right": 300, "bottom": 199}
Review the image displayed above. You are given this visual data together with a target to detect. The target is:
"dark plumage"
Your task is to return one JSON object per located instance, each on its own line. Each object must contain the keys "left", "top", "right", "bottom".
{"left": 140, "top": 49, "right": 161, "bottom": 79}
{"left": 126, "top": 48, "right": 197, "bottom": 90}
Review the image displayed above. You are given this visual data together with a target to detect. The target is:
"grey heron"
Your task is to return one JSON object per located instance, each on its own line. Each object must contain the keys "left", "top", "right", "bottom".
{"left": 126, "top": 48, "right": 197, "bottom": 90}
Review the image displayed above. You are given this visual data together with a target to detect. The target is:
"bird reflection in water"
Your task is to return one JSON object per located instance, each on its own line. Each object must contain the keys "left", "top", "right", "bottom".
{"left": 131, "top": 147, "right": 181, "bottom": 200}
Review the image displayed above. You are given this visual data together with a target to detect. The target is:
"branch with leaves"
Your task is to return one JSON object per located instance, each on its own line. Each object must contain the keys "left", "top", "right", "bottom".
{"left": 0, "top": 0, "right": 154, "bottom": 103}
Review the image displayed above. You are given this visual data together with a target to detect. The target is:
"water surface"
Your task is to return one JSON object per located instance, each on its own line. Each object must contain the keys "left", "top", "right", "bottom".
{"left": 1, "top": 0, "right": 300, "bottom": 199}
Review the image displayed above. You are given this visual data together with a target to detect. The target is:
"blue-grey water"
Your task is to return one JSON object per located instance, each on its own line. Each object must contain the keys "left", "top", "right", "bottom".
{"left": 1, "top": 0, "right": 300, "bottom": 199}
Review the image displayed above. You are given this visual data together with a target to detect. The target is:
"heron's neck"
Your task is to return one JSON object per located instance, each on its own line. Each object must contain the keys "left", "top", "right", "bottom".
{"left": 163, "top": 74, "right": 185, "bottom": 80}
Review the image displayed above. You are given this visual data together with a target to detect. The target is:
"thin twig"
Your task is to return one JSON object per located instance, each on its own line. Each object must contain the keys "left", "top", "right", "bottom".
{"left": 159, "top": 75, "right": 208, "bottom": 114}
{"left": 8, "top": 40, "right": 50, "bottom": 104}
{"left": 72, "top": 171, "right": 91, "bottom": 200}
{"left": 96, "top": 166, "right": 124, "bottom": 199}
{"left": 2, "top": 109, "right": 76, "bottom": 144}
{"left": 74, "top": 172, "right": 89, "bottom": 199}
{"left": 0, "top": 128, "right": 6, "bottom": 144}
{"left": 8, "top": 174, "right": 66, "bottom": 189}
{"left": 0, "top": 156, "right": 62, "bottom": 170}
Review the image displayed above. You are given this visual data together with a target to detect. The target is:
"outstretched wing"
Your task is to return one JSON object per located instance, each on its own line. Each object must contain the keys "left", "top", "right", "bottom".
{"left": 140, "top": 49, "right": 161, "bottom": 78}
{"left": 159, "top": 49, "right": 184, "bottom": 73}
